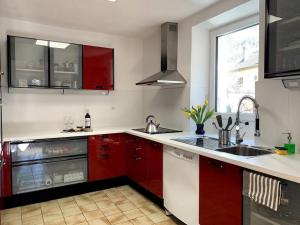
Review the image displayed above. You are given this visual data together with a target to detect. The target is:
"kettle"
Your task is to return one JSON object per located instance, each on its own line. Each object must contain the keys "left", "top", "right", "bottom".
{"left": 145, "top": 115, "right": 160, "bottom": 133}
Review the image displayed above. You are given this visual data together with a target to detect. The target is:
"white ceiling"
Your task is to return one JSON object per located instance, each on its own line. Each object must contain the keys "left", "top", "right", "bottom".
{"left": 0, "top": 0, "right": 219, "bottom": 38}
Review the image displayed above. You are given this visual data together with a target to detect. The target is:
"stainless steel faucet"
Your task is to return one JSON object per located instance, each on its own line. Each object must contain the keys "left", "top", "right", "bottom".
{"left": 235, "top": 95, "right": 260, "bottom": 145}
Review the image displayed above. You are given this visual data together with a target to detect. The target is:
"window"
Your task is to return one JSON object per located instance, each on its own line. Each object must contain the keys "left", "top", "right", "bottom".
{"left": 213, "top": 22, "right": 259, "bottom": 113}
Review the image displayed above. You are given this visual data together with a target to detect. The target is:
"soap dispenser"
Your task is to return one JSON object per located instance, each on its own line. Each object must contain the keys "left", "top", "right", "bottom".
{"left": 283, "top": 132, "right": 296, "bottom": 154}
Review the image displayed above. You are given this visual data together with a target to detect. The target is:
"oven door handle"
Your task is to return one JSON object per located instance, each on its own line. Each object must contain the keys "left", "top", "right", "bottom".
{"left": 12, "top": 155, "right": 87, "bottom": 167}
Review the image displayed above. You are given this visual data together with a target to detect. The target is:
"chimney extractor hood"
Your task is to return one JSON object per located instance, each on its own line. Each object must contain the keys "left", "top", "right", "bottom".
{"left": 136, "top": 22, "right": 186, "bottom": 86}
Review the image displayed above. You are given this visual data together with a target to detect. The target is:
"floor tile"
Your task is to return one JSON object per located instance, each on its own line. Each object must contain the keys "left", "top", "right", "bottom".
{"left": 61, "top": 206, "right": 81, "bottom": 217}
{"left": 43, "top": 213, "right": 65, "bottom": 225}
{"left": 147, "top": 212, "right": 170, "bottom": 223}
{"left": 116, "top": 202, "right": 136, "bottom": 212}
{"left": 59, "top": 201, "right": 77, "bottom": 210}
{"left": 79, "top": 203, "right": 98, "bottom": 213}
{"left": 1, "top": 212, "right": 22, "bottom": 223}
{"left": 87, "top": 217, "right": 110, "bottom": 225}
{"left": 100, "top": 205, "right": 122, "bottom": 217}
{"left": 21, "top": 208, "right": 42, "bottom": 219}
{"left": 130, "top": 216, "right": 154, "bottom": 225}
{"left": 58, "top": 197, "right": 74, "bottom": 204}
{"left": 123, "top": 209, "right": 144, "bottom": 220}
{"left": 95, "top": 200, "right": 114, "bottom": 210}
{"left": 41, "top": 201, "right": 59, "bottom": 209}
{"left": 42, "top": 206, "right": 62, "bottom": 216}
{"left": 139, "top": 204, "right": 161, "bottom": 215}
{"left": 64, "top": 213, "right": 86, "bottom": 225}
{"left": 106, "top": 212, "right": 129, "bottom": 224}
{"left": 75, "top": 196, "right": 93, "bottom": 206}
{"left": 83, "top": 210, "right": 104, "bottom": 221}
{"left": 1, "top": 207, "right": 21, "bottom": 215}
{"left": 115, "top": 222, "right": 133, "bottom": 225}
{"left": 1, "top": 220, "right": 22, "bottom": 225}
{"left": 22, "top": 214, "right": 44, "bottom": 225}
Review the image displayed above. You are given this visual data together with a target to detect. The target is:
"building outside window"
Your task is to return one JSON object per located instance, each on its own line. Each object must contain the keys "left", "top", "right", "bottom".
{"left": 212, "top": 22, "right": 259, "bottom": 113}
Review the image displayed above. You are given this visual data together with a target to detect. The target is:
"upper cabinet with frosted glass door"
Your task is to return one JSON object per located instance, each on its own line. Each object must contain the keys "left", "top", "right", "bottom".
{"left": 265, "top": 0, "right": 300, "bottom": 78}
{"left": 8, "top": 36, "right": 49, "bottom": 88}
{"left": 50, "top": 42, "right": 82, "bottom": 89}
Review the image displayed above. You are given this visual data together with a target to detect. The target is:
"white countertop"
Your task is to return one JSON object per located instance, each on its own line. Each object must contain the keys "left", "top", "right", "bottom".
{"left": 4, "top": 127, "right": 300, "bottom": 184}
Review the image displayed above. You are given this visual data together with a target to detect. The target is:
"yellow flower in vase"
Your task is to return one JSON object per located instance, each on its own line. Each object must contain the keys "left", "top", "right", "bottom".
{"left": 182, "top": 100, "right": 214, "bottom": 135}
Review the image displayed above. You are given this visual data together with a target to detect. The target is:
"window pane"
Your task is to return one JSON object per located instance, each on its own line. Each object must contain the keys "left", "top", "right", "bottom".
{"left": 216, "top": 25, "right": 259, "bottom": 113}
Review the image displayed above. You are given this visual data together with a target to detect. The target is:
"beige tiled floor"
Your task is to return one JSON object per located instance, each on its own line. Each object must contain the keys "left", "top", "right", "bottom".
{"left": 0, "top": 186, "right": 180, "bottom": 225}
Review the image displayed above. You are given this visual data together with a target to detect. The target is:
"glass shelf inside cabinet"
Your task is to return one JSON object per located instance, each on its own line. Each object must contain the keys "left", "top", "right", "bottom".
{"left": 50, "top": 42, "right": 82, "bottom": 89}
{"left": 9, "top": 36, "right": 49, "bottom": 88}
{"left": 12, "top": 158, "right": 87, "bottom": 194}
{"left": 11, "top": 138, "right": 87, "bottom": 163}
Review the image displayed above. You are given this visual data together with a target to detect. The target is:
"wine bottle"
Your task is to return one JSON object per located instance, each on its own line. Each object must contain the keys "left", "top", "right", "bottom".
{"left": 85, "top": 110, "right": 91, "bottom": 129}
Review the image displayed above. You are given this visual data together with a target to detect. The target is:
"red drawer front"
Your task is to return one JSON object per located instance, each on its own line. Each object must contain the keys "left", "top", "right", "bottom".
{"left": 88, "top": 134, "right": 125, "bottom": 181}
{"left": 83, "top": 45, "right": 114, "bottom": 90}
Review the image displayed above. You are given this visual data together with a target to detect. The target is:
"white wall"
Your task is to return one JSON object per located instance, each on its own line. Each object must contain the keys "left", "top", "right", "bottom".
{"left": 142, "top": 0, "right": 249, "bottom": 131}
{"left": 0, "top": 18, "right": 144, "bottom": 135}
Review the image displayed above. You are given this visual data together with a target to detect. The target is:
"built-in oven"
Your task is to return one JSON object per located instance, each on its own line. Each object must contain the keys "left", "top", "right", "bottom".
{"left": 243, "top": 178, "right": 300, "bottom": 225}
{"left": 10, "top": 137, "right": 88, "bottom": 195}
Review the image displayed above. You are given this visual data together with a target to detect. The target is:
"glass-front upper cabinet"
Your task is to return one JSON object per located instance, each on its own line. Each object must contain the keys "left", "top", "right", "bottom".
{"left": 50, "top": 42, "right": 82, "bottom": 89}
{"left": 265, "top": 0, "right": 300, "bottom": 78}
{"left": 8, "top": 36, "right": 49, "bottom": 88}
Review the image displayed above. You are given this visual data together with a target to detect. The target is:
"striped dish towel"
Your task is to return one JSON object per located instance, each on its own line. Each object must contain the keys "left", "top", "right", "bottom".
{"left": 243, "top": 171, "right": 282, "bottom": 211}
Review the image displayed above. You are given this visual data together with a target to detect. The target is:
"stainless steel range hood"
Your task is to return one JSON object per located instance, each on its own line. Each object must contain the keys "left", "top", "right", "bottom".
{"left": 136, "top": 22, "right": 187, "bottom": 86}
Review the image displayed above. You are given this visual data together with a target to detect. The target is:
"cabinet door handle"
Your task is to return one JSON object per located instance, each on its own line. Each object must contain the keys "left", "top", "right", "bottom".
{"left": 134, "top": 157, "right": 142, "bottom": 161}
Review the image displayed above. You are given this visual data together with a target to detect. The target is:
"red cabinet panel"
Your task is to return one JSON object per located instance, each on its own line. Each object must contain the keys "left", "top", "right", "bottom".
{"left": 125, "top": 135, "right": 163, "bottom": 198}
{"left": 88, "top": 134, "right": 125, "bottom": 181}
{"left": 2, "top": 142, "right": 11, "bottom": 197}
{"left": 83, "top": 45, "right": 114, "bottom": 90}
{"left": 125, "top": 135, "right": 146, "bottom": 184}
{"left": 143, "top": 140, "right": 163, "bottom": 198}
{"left": 200, "top": 156, "right": 242, "bottom": 225}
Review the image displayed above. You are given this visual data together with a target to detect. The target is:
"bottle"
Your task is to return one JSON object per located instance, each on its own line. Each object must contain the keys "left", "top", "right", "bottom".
{"left": 283, "top": 132, "right": 296, "bottom": 154}
{"left": 85, "top": 110, "right": 91, "bottom": 129}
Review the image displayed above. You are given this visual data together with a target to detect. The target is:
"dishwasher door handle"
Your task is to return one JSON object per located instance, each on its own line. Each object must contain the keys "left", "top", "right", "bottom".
{"left": 165, "top": 149, "right": 195, "bottom": 161}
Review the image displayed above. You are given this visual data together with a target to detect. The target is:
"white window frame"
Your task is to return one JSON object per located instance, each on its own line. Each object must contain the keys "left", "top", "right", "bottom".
{"left": 209, "top": 14, "right": 259, "bottom": 120}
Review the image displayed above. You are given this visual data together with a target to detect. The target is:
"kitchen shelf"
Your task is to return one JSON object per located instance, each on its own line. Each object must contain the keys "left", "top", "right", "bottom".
{"left": 53, "top": 71, "right": 78, "bottom": 75}
{"left": 15, "top": 68, "right": 45, "bottom": 73}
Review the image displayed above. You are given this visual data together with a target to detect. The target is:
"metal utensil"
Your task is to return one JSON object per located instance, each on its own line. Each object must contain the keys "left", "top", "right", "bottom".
{"left": 212, "top": 122, "right": 219, "bottom": 130}
{"left": 216, "top": 115, "right": 223, "bottom": 129}
{"left": 224, "top": 116, "right": 233, "bottom": 131}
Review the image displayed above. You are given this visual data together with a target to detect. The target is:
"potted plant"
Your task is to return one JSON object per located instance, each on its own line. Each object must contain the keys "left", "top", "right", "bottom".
{"left": 182, "top": 100, "right": 214, "bottom": 135}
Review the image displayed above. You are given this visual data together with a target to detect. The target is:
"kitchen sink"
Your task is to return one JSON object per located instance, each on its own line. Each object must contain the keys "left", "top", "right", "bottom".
{"left": 216, "top": 145, "right": 273, "bottom": 157}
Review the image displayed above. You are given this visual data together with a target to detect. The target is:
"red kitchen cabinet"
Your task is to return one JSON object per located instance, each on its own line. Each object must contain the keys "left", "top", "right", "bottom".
{"left": 125, "top": 135, "right": 163, "bottom": 198}
{"left": 2, "top": 142, "right": 11, "bottom": 197}
{"left": 83, "top": 45, "right": 114, "bottom": 90}
{"left": 143, "top": 140, "right": 163, "bottom": 198}
{"left": 200, "top": 156, "right": 242, "bottom": 225}
{"left": 125, "top": 135, "right": 147, "bottom": 185}
{"left": 88, "top": 134, "right": 125, "bottom": 181}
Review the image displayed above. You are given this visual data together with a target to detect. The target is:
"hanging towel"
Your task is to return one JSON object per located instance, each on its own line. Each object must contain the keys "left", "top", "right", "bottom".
{"left": 243, "top": 171, "right": 282, "bottom": 211}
